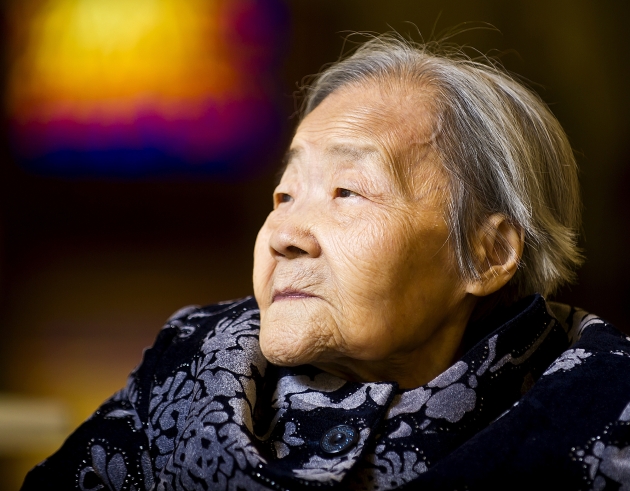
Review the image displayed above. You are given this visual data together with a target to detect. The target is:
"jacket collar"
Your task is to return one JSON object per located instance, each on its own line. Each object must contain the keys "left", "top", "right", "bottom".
{"left": 256, "top": 294, "right": 571, "bottom": 489}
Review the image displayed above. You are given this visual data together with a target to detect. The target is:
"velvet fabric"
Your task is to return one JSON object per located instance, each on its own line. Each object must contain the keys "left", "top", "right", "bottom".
{"left": 21, "top": 295, "right": 630, "bottom": 490}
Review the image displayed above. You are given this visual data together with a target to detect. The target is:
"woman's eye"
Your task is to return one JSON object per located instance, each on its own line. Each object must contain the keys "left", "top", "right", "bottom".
{"left": 275, "top": 193, "right": 292, "bottom": 205}
{"left": 336, "top": 188, "right": 359, "bottom": 198}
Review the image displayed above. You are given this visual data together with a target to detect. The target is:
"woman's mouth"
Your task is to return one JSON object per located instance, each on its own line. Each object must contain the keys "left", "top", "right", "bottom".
{"left": 272, "top": 289, "right": 317, "bottom": 302}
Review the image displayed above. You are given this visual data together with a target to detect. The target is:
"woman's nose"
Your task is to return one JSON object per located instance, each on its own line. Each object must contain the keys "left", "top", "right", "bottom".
{"left": 269, "top": 217, "right": 322, "bottom": 260}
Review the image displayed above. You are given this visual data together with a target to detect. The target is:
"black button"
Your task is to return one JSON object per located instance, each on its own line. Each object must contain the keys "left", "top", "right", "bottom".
{"left": 320, "top": 425, "right": 359, "bottom": 455}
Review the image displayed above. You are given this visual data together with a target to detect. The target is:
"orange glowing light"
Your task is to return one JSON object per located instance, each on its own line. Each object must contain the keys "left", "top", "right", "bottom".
{"left": 5, "top": 0, "right": 288, "bottom": 175}
{"left": 8, "top": 0, "right": 247, "bottom": 123}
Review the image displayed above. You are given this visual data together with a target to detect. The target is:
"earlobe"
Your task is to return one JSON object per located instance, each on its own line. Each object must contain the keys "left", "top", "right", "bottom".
{"left": 465, "top": 214, "right": 524, "bottom": 297}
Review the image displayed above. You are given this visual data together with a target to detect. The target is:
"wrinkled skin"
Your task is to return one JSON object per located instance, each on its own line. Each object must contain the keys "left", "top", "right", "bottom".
{"left": 253, "top": 81, "right": 481, "bottom": 389}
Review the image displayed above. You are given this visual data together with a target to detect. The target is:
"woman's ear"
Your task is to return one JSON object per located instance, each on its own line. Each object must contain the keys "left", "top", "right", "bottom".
{"left": 465, "top": 214, "right": 524, "bottom": 297}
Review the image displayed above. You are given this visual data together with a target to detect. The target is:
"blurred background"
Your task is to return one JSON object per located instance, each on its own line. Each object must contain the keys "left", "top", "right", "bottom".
{"left": 0, "top": 0, "right": 628, "bottom": 488}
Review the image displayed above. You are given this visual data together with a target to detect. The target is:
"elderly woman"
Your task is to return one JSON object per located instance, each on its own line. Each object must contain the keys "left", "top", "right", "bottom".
{"left": 22, "top": 35, "right": 630, "bottom": 490}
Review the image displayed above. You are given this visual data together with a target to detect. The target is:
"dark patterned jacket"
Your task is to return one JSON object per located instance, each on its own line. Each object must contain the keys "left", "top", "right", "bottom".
{"left": 21, "top": 295, "right": 630, "bottom": 490}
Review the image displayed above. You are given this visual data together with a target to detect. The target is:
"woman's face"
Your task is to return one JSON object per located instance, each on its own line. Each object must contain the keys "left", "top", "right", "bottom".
{"left": 253, "top": 82, "right": 478, "bottom": 387}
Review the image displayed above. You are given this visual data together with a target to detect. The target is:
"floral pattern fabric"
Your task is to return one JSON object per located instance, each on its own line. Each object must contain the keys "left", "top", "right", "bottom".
{"left": 21, "top": 295, "right": 630, "bottom": 490}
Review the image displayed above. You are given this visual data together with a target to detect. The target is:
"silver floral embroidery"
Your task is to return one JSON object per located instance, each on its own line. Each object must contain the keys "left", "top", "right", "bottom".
{"left": 598, "top": 444, "right": 630, "bottom": 488}
{"left": 386, "top": 387, "right": 431, "bottom": 419}
{"left": 573, "top": 388, "right": 630, "bottom": 489}
{"left": 476, "top": 335, "right": 498, "bottom": 376}
{"left": 104, "top": 408, "right": 143, "bottom": 430}
{"left": 543, "top": 348, "right": 592, "bottom": 376}
{"left": 389, "top": 421, "right": 412, "bottom": 439}
{"left": 78, "top": 444, "right": 128, "bottom": 491}
{"left": 581, "top": 440, "right": 630, "bottom": 491}
{"left": 425, "top": 383, "right": 476, "bottom": 423}
{"left": 282, "top": 422, "right": 305, "bottom": 446}
{"left": 355, "top": 445, "right": 428, "bottom": 490}
{"left": 619, "top": 402, "right": 630, "bottom": 422}
{"left": 428, "top": 361, "right": 468, "bottom": 388}
{"left": 290, "top": 384, "right": 377, "bottom": 411}
{"left": 274, "top": 441, "right": 290, "bottom": 459}
{"left": 147, "top": 306, "right": 269, "bottom": 490}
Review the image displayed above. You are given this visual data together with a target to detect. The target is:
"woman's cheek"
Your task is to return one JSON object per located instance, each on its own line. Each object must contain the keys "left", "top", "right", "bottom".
{"left": 253, "top": 224, "right": 274, "bottom": 305}
{"left": 342, "top": 217, "right": 406, "bottom": 279}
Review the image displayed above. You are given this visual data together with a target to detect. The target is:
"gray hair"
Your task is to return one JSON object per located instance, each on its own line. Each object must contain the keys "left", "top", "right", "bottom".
{"left": 300, "top": 34, "right": 583, "bottom": 303}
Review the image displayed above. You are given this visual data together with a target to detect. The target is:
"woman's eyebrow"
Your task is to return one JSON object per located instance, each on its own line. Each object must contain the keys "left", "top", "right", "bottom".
{"left": 283, "top": 143, "right": 379, "bottom": 166}
{"left": 325, "top": 143, "right": 380, "bottom": 163}
{"left": 275, "top": 148, "right": 300, "bottom": 182}
{"left": 277, "top": 143, "right": 381, "bottom": 183}
{"left": 283, "top": 147, "right": 301, "bottom": 166}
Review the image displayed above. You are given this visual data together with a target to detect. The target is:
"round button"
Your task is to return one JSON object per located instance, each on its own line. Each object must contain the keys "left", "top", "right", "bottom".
{"left": 320, "top": 425, "right": 359, "bottom": 455}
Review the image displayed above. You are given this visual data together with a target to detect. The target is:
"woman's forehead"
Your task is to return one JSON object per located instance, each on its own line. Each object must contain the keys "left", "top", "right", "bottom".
{"left": 284, "top": 82, "right": 441, "bottom": 189}
{"left": 298, "top": 81, "right": 435, "bottom": 138}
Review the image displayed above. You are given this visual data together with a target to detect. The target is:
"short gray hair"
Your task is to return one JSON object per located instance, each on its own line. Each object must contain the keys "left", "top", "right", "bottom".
{"left": 300, "top": 34, "right": 583, "bottom": 303}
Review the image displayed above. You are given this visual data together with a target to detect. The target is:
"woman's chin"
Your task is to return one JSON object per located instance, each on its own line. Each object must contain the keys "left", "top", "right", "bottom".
{"left": 259, "top": 326, "right": 324, "bottom": 367}
{"left": 259, "top": 303, "right": 336, "bottom": 367}
{"left": 260, "top": 341, "right": 312, "bottom": 367}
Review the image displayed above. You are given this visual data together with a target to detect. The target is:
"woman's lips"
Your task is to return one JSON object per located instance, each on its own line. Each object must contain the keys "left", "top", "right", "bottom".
{"left": 272, "top": 289, "right": 317, "bottom": 302}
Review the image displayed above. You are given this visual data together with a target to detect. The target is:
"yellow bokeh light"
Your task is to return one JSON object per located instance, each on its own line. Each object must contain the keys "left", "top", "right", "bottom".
{"left": 71, "top": 0, "right": 162, "bottom": 52}
{"left": 7, "top": 0, "right": 246, "bottom": 123}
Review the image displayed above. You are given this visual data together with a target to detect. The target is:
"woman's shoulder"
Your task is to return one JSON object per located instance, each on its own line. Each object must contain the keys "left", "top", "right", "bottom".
{"left": 20, "top": 296, "right": 265, "bottom": 491}
{"left": 131, "top": 296, "right": 262, "bottom": 383}
{"left": 476, "top": 301, "right": 630, "bottom": 489}
{"left": 540, "top": 300, "right": 630, "bottom": 411}
{"left": 164, "top": 296, "right": 260, "bottom": 330}
{"left": 150, "top": 296, "right": 261, "bottom": 351}
{"left": 546, "top": 300, "right": 630, "bottom": 348}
